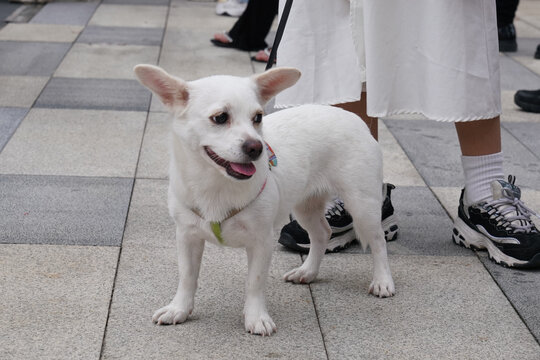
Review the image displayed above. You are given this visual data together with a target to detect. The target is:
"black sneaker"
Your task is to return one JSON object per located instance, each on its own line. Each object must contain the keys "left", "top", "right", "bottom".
{"left": 498, "top": 23, "right": 517, "bottom": 52}
{"left": 278, "top": 184, "right": 399, "bottom": 253}
{"left": 514, "top": 89, "right": 540, "bottom": 114}
{"left": 452, "top": 176, "right": 540, "bottom": 269}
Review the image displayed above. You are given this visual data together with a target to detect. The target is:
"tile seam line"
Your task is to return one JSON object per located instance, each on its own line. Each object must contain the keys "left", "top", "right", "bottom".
{"left": 98, "top": 1, "right": 172, "bottom": 358}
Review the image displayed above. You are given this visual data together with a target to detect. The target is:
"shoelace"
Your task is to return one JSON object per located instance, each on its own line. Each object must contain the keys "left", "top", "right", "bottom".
{"left": 325, "top": 200, "right": 345, "bottom": 219}
{"left": 483, "top": 197, "right": 540, "bottom": 234}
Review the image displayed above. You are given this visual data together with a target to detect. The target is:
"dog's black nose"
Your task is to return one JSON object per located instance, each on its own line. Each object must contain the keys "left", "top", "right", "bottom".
{"left": 242, "top": 139, "right": 263, "bottom": 160}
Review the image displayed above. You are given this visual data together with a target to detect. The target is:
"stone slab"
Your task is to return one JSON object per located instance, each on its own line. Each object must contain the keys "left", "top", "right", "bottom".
{"left": 0, "top": 244, "right": 118, "bottom": 360}
{"left": 0, "top": 76, "right": 48, "bottom": 108}
{"left": 342, "top": 186, "right": 471, "bottom": 257}
{"left": 54, "top": 43, "right": 160, "bottom": 79}
{"left": 89, "top": 4, "right": 168, "bottom": 29}
{"left": 511, "top": 37, "right": 540, "bottom": 59}
{"left": 515, "top": 19, "right": 540, "bottom": 38}
{"left": 0, "top": 108, "right": 146, "bottom": 177}
{"left": 0, "top": 23, "right": 83, "bottom": 42}
{"left": 478, "top": 252, "right": 540, "bottom": 343}
{"left": 34, "top": 77, "right": 151, "bottom": 111}
{"left": 102, "top": 245, "right": 327, "bottom": 359}
{"left": 0, "top": 175, "right": 133, "bottom": 246}
{"left": 384, "top": 119, "right": 540, "bottom": 189}
{"left": 77, "top": 25, "right": 164, "bottom": 46}
{"left": 502, "top": 122, "right": 540, "bottom": 160}
{"left": 0, "top": 107, "right": 27, "bottom": 152}
{"left": 500, "top": 55, "right": 540, "bottom": 91}
{"left": 166, "top": 0, "right": 237, "bottom": 31}
{"left": 0, "top": 41, "right": 70, "bottom": 76}
{"left": 30, "top": 1, "right": 99, "bottom": 26}
{"left": 136, "top": 112, "right": 170, "bottom": 179}
{"left": 312, "top": 254, "right": 540, "bottom": 359}
{"left": 104, "top": 0, "right": 170, "bottom": 4}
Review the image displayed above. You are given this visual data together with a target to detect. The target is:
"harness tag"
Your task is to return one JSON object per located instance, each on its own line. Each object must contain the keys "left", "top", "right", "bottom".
{"left": 210, "top": 221, "right": 225, "bottom": 245}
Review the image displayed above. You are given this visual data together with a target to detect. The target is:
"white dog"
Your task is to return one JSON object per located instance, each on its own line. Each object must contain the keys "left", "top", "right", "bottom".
{"left": 134, "top": 65, "right": 395, "bottom": 336}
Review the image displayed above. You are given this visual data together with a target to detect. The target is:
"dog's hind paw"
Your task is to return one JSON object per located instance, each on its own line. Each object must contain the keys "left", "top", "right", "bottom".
{"left": 283, "top": 266, "right": 318, "bottom": 284}
{"left": 245, "top": 312, "right": 277, "bottom": 336}
{"left": 368, "top": 278, "right": 395, "bottom": 298}
{"left": 152, "top": 304, "right": 192, "bottom": 325}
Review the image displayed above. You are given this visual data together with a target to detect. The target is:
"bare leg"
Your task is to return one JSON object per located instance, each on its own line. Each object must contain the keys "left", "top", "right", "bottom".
{"left": 335, "top": 92, "right": 379, "bottom": 140}
{"left": 455, "top": 116, "right": 501, "bottom": 156}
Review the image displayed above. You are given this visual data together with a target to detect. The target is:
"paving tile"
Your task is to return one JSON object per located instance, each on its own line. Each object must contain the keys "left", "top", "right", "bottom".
{"left": 0, "top": 41, "right": 70, "bottom": 76}
{"left": 500, "top": 55, "right": 540, "bottom": 90}
{"left": 502, "top": 121, "right": 540, "bottom": 159}
{"left": 159, "top": 28, "right": 254, "bottom": 80}
{"left": 0, "top": 175, "right": 133, "bottom": 246}
{"left": 312, "top": 254, "right": 540, "bottom": 359}
{"left": 77, "top": 25, "right": 164, "bottom": 46}
{"left": 379, "top": 121, "right": 425, "bottom": 187}
{"left": 342, "top": 186, "right": 471, "bottom": 257}
{"left": 0, "top": 244, "right": 117, "bottom": 360}
{"left": 515, "top": 19, "right": 540, "bottom": 38}
{"left": 0, "top": 23, "right": 83, "bottom": 42}
{"left": 102, "top": 245, "right": 327, "bottom": 359}
{"left": 167, "top": 0, "right": 237, "bottom": 30}
{"left": 0, "top": 76, "right": 48, "bottom": 108}
{"left": 137, "top": 112, "right": 170, "bottom": 179}
{"left": 511, "top": 36, "right": 540, "bottom": 58}
{"left": 54, "top": 43, "right": 160, "bottom": 79}
{"left": 30, "top": 1, "right": 100, "bottom": 26}
{"left": 104, "top": 0, "right": 170, "bottom": 4}
{"left": 514, "top": 54, "right": 540, "bottom": 76}
{"left": 0, "top": 107, "right": 27, "bottom": 152}
{"left": 384, "top": 119, "right": 540, "bottom": 189}
{"left": 89, "top": 4, "right": 168, "bottom": 28}
{"left": 478, "top": 253, "right": 540, "bottom": 343}
{"left": 0, "top": 108, "right": 146, "bottom": 177}
{"left": 34, "top": 77, "right": 151, "bottom": 111}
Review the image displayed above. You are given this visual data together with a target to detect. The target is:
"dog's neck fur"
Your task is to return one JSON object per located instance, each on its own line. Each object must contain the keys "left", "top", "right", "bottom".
{"left": 169, "top": 133, "right": 269, "bottom": 222}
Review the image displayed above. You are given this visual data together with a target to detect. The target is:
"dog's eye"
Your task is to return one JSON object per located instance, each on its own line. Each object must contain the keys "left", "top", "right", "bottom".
{"left": 253, "top": 113, "right": 263, "bottom": 124}
{"left": 211, "top": 112, "right": 229, "bottom": 125}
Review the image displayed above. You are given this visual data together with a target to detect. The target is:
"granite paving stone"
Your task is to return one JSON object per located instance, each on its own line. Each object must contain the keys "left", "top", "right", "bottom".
{"left": 54, "top": 43, "right": 160, "bottom": 79}
{"left": 0, "top": 244, "right": 118, "bottom": 360}
{"left": 166, "top": 0, "right": 237, "bottom": 31}
{"left": 502, "top": 122, "right": 540, "bottom": 159}
{"left": 500, "top": 55, "right": 540, "bottom": 90}
{"left": 312, "top": 254, "right": 540, "bottom": 359}
{"left": 77, "top": 25, "right": 164, "bottom": 46}
{"left": 101, "top": 245, "right": 327, "bottom": 360}
{"left": 136, "top": 112, "right": 170, "bottom": 179}
{"left": 384, "top": 119, "right": 540, "bottom": 188}
{"left": 0, "top": 23, "right": 83, "bottom": 42}
{"left": 34, "top": 77, "right": 151, "bottom": 111}
{"left": 89, "top": 4, "right": 168, "bottom": 29}
{"left": 0, "top": 107, "right": 27, "bottom": 152}
{"left": 515, "top": 19, "right": 540, "bottom": 38}
{"left": 0, "top": 41, "right": 71, "bottom": 76}
{"left": 30, "top": 1, "right": 100, "bottom": 26}
{"left": 0, "top": 108, "right": 146, "bottom": 177}
{"left": 0, "top": 76, "right": 48, "bottom": 108}
{"left": 0, "top": 175, "right": 133, "bottom": 246}
{"left": 342, "top": 186, "right": 471, "bottom": 257}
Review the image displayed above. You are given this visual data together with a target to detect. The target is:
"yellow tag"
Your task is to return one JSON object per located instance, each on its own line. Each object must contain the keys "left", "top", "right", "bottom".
{"left": 210, "top": 221, "right": 225, "bottom": 245}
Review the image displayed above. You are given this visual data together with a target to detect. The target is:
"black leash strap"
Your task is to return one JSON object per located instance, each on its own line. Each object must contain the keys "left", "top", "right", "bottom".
{"left": 265, "top": 0, "right": 293, "bottom": 70}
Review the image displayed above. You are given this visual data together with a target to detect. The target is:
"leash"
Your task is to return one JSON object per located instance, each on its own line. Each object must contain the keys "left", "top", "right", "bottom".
{"left": 265, "top": 0, "right": 293, "bottom": 70}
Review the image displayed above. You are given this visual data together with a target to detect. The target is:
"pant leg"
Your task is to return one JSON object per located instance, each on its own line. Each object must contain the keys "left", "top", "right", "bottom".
{"left": 228, "top": 0, "right": 278, "bottom": 51}
{"left": 496, "top": 0, "right": 519, "bottom": 27}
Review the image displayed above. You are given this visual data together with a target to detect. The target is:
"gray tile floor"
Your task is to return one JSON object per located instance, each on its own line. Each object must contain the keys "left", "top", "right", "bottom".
{"left": 0, "top": 1, "right": 539, "bottom": 359}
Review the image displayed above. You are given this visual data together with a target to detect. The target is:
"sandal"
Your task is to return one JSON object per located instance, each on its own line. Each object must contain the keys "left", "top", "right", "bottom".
{"left": 210, "top": 32, "right": 237, "bottom": 48}
{"left": 251, "top": 47, "right": 274, "bottom": 63}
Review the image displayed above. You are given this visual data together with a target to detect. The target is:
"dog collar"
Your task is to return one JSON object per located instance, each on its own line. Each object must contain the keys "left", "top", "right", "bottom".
{"left": 265, "top": 142, "right": 277, "bottom": 169}
{"left": 192, "top": 179, "right": 267, "bottom": 245}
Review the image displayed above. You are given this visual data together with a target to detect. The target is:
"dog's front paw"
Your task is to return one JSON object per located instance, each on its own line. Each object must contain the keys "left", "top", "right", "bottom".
{"left": 244, "top": 311, "right": 277, "bottom": 336}
{"left": 152, "top": 304, "right": 192, "bottom": 325}
{"left": 368, "top": 276, "right": 395, "bottom": 298}
{"left": 283, "top": 266, "right": 318, "bottom": 284}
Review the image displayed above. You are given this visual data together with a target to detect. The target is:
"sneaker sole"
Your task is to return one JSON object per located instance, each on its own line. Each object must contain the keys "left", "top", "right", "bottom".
{"left": 382, "top": 214, "right": 399, "bottom": 242}
{"left": 452, "top": 217, "right": 539, "bottom": 268}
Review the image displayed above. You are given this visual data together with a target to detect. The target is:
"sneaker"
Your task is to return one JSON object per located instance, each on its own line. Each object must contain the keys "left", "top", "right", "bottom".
{"left": 215, "top": 0, "right": 247, "bottom": 17}
{"left": 278, "top": 184, "right": 399, "bottom": 253}
{"left": 452, "top": 176, "right": 540, "bottom": 268}
{"left": 498, "top": 23, "right": 517, "bottom": 52}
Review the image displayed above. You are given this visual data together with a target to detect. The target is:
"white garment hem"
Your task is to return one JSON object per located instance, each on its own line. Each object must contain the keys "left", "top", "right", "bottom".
{"left": 373, "top": 109, "right": 502, "bottom": 123}
{"left": 274, "top": 96, "right": 362, "bottom": 109}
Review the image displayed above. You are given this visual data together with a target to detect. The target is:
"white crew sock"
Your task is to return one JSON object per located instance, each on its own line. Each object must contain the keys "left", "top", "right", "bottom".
{"left": 461, "top": 152, "right": 504, "bottom": 206}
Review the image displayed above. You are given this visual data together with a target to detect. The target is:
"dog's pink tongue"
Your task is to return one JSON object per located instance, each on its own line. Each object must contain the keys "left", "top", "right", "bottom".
{"left": 230, "top": 162, "right": 256, "bottom": 176}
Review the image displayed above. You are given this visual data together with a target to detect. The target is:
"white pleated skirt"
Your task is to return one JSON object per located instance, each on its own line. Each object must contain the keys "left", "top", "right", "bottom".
{"left": 275, "top": 0, "right": 501, "bottom": 122}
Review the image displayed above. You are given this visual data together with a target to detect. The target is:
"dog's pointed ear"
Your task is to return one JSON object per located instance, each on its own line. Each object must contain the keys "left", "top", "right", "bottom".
{"left": 134, "top": 64, "right": 189, "bottom": 110}
{"left": 252, "top": 67, "right": 301, "bottom": 104}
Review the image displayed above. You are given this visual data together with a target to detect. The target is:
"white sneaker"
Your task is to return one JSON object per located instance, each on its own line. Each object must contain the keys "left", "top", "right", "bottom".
{"left": 216, "top": 0, "right": 247, "bottom": 17}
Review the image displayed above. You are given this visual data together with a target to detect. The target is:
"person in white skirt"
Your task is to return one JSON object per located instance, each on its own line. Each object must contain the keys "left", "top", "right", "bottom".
{"left": 275, "top": 0, "right": 540, "bottom": 269}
